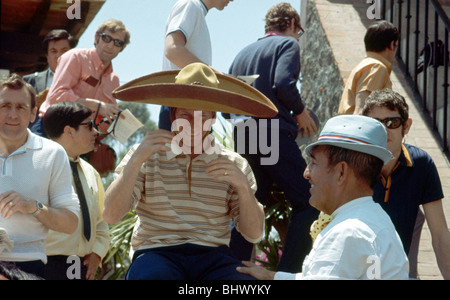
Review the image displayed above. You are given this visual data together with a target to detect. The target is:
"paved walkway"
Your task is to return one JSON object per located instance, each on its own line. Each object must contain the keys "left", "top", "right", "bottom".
{"left": 311, "top": 0, "right": 450, "bottom": 279}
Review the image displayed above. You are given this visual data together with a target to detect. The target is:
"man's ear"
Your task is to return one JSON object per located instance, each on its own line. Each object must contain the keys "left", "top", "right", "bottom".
{"left": 30, "top": 107, "right": 37, "bottom": 123}
{"left": 402, "top": 118, "right": 412, "bottom": 136}
{"left": 334, "top": 161, "right": 349, "bottom": 186}
{"left": 63, "top": 124, "right": 75, "bottom": 137}
{"left": 389, "top": 40, "right": 398, "bottom": 51}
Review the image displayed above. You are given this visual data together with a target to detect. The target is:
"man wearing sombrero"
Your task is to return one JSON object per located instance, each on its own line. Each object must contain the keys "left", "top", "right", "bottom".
{"left": 103, "top": 63, "right": 278, "bottom": 279}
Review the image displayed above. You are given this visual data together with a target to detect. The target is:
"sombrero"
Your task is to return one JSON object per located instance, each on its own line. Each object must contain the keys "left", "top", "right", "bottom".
{"left": 112, "top": 63, "right": 278, "bottom": 118}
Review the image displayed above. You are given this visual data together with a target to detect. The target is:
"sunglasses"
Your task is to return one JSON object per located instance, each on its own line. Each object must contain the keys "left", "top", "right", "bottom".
{"left": 98, "top": 33, "right": 125, "bottom": 47}
{"left": 374, "top": 117, "right": 404, "bottom": 129}
{"left": 79, "top": 119, "right": 96, "bottom": 131}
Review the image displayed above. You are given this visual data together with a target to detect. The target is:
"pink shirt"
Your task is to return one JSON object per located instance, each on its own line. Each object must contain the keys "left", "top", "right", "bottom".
{"left": 40, "top": 48, "right": 119, "bottom": 117}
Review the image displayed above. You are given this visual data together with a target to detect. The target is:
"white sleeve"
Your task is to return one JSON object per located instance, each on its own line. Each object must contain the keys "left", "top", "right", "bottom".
{"left": 274, "top": 271, "right": 300, "bottom": 280}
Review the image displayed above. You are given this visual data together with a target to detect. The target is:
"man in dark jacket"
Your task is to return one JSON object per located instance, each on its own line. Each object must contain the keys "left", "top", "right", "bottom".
{"left": 228, "top": 2, "right": 318, "bottom": 273}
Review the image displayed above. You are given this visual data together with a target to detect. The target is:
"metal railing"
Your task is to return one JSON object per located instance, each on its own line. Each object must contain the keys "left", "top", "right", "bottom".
{"left": 382, "top": 0, "right": 449, "bottom": 157}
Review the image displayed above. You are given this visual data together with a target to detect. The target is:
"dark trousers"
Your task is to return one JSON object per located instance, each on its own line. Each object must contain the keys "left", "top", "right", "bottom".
{"left": 126, "top": 244, "right": 255, "bottom": 280}
{"left": 230, "top": 124, "right": 319, "bottom": 273}
{"left": 40, "top": 255, "right": 87, "bottom": 280}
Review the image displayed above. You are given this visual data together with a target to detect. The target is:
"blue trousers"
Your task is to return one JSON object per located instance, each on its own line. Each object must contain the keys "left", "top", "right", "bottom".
{"left": 230, "top": 125, "right": 319, "bottom": 273}
{"left": 126, "top": 244, "right": 255, "bottom": 280}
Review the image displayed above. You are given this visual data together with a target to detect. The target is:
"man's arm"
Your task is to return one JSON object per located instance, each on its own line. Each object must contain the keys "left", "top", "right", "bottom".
{"left": 0, "top": 191, "right": 78, "bottom": 234}
{"left": 205, "top": 158, "right": 264, "bottom": 241}
{"left": 423, "top": 200, "right": 450, "bottom": 279}
{"left": 164, "top": 31, "right": 203, "bottom": 69}
{"left": 353, "top": 91, "right": 371, "bottom": 115}
{"left": 103, "top": 130, "right": 174, "bottom": 224}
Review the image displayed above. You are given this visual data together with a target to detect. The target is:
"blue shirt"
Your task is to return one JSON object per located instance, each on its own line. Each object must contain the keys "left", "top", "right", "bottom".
{"left": 373, "top": 143, "right": 444, "bottom": 253}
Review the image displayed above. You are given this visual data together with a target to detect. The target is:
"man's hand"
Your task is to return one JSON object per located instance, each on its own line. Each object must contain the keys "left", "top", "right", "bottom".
{"left": 236, "top": 261, "right": 276, "bottom": 280}
{"left": 295, "top": 109, "right": 318, "bottom": 138}
{"left": 132, "top": 130, "right": 174, "bottom": 165}
{"left": 83, "top": 253, "right": 102, "bottom": 280}
{"left": 205, "top": 157, "right": 249, "bottom": 192}
{"left": 0, "top": 191, "right": 37, "bottom": 218}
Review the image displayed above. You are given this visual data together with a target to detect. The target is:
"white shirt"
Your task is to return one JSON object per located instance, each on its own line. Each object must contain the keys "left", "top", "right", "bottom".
{"left": 275, "top": 197, "right": 409, "bottom": 280}
{"left": 0, "top": 130, "right": 79, "bottom": 263}
{"left": 162, "top": 0, "right": 212, "bottom": 70}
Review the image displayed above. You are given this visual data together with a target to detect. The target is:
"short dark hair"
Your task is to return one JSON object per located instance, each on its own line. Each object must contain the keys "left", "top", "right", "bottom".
{"left": 265, "top": 2, "right": 302, "bottom": 33}
{"left": 0, "top": 73, "right": 36, "bottom": 109}
{"left": 42, "top": 29, "right": 74, "bottom": 53}
{"left": 43, "top": 101, "right": 92, "bottom": 139}
{"left": 364, "top": 20, "right": 400, "bottom": 52}
{"left": 324, "top": 145, "right": 383, "bottom": 189}
{"left": 362, "top": 88, "right": 409, "bottom": 121}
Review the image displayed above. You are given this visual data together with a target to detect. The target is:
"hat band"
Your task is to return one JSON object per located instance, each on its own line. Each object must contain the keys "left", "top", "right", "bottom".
{"left": 318, "top": 135, "right": 373, "bottom": 145}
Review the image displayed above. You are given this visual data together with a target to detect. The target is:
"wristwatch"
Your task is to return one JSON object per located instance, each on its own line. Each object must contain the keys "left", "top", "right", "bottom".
{"left": 32, "top": 201, "right": 44, "bottom": 216}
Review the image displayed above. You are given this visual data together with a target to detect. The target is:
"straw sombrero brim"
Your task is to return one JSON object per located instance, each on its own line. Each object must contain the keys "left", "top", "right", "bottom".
{"left": 112, "top": 71, "right": 278, "bottom": 118}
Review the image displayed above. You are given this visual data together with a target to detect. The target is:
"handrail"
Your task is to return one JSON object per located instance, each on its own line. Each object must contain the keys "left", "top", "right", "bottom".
{"left": 382, "top": 0, "right": 449, "bottom": 157}
{"left": 431, "top": 0, "right": 450, "bottom": 32}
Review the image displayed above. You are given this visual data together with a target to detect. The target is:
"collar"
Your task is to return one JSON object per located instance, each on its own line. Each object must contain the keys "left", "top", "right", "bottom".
{"left": 366, "top": 51, "right": 392, "bottom": 73}
{"left": 199, "top": 0, "right": 209, "bottom": 14}
{"left": 20, "top": 129, "right": 43, "bottom": 152}
{"left": 398, "top": 144, "right": 413, "bottom": 168}
{"left": 3, "top": 129, "right": 43, "bottom": 157}
{"left": 166, "top": 139, "right": 223, "bottom": 163}
{"left": 265, "top": 31, "right": 281, "bottom": 37}
{"left": 331, "top": 196, "right": 373, "bottom": 218}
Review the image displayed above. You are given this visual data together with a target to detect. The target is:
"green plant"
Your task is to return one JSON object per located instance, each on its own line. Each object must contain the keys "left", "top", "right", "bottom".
{"left": 255, "top": 184, "right": 291, "bottom": 271}
{"left": 102, "top": 211, "right": 137, "bottom": 280}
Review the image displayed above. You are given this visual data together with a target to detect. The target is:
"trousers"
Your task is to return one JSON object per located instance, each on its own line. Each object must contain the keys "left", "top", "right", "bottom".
{"left": 126, "top": 243, "right": 255, "bottom": 280}
{"left": 230, "top": 124, "right": 319, "bottom": 273}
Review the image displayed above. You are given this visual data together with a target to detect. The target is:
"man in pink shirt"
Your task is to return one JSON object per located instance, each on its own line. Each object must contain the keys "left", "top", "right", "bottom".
{"left": 32, "top": 19, "right": 130, "bottom": 137}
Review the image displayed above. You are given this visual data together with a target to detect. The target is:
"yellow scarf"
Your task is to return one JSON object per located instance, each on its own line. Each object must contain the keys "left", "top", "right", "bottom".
{"left": 310, "top": 212, "right": 333, "bottom": 242}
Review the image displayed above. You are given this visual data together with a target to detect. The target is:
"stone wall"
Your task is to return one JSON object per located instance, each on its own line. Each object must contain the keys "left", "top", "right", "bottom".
{"left": 299, "top": 0, "right": 343, "bottom": 131}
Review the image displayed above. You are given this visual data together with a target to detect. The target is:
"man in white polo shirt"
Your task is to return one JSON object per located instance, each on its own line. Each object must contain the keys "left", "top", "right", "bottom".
{"left": 0, "top": 74, "right": 79, "bottom": 277}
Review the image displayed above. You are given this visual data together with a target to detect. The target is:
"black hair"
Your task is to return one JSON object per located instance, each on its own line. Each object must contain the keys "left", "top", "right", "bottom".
{"left": 43, "top": 101, "right": 92, "bottom": 139}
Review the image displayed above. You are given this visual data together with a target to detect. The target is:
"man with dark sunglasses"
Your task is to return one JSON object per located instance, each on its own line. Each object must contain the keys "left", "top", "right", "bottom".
{"left": 37, "top": 19, "right": 130, "bottom": 138}
{"left": 362, "top": 88, "right": 450, "bottom": 279}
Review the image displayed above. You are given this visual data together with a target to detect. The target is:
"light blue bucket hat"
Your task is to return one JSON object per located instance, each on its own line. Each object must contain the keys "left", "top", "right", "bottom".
{"left": 305, "top": 115, "right": 393, "bottom": 165}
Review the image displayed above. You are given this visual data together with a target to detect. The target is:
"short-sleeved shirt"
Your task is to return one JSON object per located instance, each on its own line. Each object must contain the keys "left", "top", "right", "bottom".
{"left": 338, "top": 51, "right": 392, "bottom": 115}
{"left": 0, "top": 130, "right": 80, "bottom": 263}
{"left": 114, "top": 142, "right": 257, "bottom": 253}
{"left": 162, "top": 0, "right": 212, "bottom": 70}
{"left": 373, "top": 144, "right": 444, "bottom": 253}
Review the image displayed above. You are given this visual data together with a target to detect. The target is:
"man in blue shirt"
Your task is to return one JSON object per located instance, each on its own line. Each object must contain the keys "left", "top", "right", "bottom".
{"left": 228, "top": 2, "right": 318, "bottom": 273}
{"left": 362, "top": 88, "right": 450, "bottom": 279}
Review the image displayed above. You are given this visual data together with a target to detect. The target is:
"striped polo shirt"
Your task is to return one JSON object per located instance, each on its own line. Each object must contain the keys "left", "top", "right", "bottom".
{"left": 115, "top": 142, "right": 257, "bottom": 252}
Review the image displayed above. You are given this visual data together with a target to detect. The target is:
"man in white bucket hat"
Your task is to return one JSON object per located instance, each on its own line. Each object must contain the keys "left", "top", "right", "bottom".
{"left": 237, "top": 115, "right": 409, "bottom": 280}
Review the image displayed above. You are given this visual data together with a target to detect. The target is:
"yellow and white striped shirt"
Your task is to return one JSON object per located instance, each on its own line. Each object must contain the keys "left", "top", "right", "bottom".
{"left": 115, "top": 143, "right": 257, "bottom": 252}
